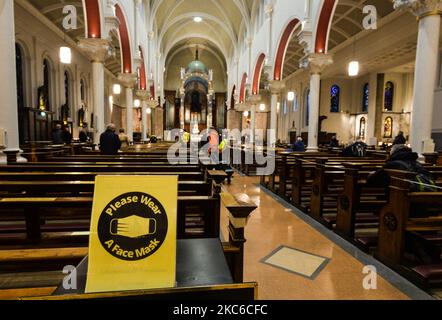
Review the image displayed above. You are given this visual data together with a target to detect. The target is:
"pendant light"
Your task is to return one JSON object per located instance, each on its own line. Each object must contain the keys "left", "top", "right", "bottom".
{"left": 348, "top": 37, "right": 359, "bottom": 77}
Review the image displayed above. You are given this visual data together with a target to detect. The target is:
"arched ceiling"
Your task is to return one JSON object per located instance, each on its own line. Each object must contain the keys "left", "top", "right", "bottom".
{"left": 282, "top": 24, "right": 303, "bottom": 80}
{"left": 165, "top": 38, "right": 227, "bottom": 92}
{"left": 328, "top": 0, "right": 395, "bottom": 51}
{"left": 153, "top": 0, "right": 254, "bottom": 61}
{"left": 28, "top": 0, "right": 86, "bottom": 41}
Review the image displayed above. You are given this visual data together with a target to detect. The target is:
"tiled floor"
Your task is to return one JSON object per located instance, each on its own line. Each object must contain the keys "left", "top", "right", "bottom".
{"left": 220, "top": 176, "right": 432, "bottom": 300}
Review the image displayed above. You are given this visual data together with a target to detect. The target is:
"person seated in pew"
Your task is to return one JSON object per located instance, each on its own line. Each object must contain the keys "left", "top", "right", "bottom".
{"left": 366, "top": 144, "right": 436, "bottom": 194}
{"left": 393, "top": 131, "right": 407, "bottom": 145}
{"left": 293, "top": 136, "right": 306, "bottom": 152}
{"left": 52, "top": 124, "right": 64, "bottom": 145}
{"left": 118, "top": 129, "right": 130, "bottom": 149}
{"left": 99, "top": 124, "right": 121, "bottom": 155}
{"left": 329, "top": 135, "right": 340, "bottom": 148}
{"left": 342, "top": 140, "right": 367, "bottom": 157}
{"left": 62, "top": 126, "right": 73, "bottom": 145}
{"left": 79, "top": 125, "right": 89, "bottom": 143}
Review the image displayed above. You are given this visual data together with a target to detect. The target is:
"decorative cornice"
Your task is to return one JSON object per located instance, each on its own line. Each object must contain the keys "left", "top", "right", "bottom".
{"left": 247, "top": 94, "right": 262, "bottom": 106}
{"left": 269, "top": 80, "right": 286, "bottom": 95}
{"left": 118, "top": 73, "right": 138, "bottom": 88}
{"left": 300, "top": 53, "right": 334, "bottom": 75}
{"left": 135, "top": 90, "right": 149, "bottom": 101}
{"left": 393, "top": 0, "right": 442, "bottom": 18}
{"left": 77, "top": 38, "right": 110, "bottom": 63}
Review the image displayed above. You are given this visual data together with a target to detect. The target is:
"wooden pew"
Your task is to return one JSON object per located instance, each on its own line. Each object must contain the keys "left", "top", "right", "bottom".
{"left": 336, "top": 166, "right": 442, "bottom": 251}
{"left": 376, "top": 175, "right": 442, "bottom": 288}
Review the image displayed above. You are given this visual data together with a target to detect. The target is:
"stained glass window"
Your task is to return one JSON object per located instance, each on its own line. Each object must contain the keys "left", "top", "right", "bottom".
{"left": 362, "top": 83, "right": 369, "bottom": 112}
{"left": 330, "top": 85, "right": 340, "bottom": 113}
{"left": 384, "top": 81, "right": 394, "bottom": 111}
{"left": 15, "top": 43, "right": 24, "bottom": 109}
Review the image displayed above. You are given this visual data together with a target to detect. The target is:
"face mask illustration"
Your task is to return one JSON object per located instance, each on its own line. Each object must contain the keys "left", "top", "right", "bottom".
{"left": 110, "top": 215, "right": 157, "bottom": 239}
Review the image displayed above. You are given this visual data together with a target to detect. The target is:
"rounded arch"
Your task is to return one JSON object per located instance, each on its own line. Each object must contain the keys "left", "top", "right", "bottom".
{"left": 252, "top": 53, "right": 266, "bottom": 95}
{"left": 15, "top": 40, "right": 31, "bottom": 109}
{"left": 314, "top": 0, "right": 338, "bottom": 54}
{"left": 83, "top": 0, "right": 102, "bottom": 38}
{"left": 63, "top": 67, "right": 75, "bottom": 120}
{"left": 41, "top": 54, "right": 56, "bottom": 112}
{"left": 230, "top": 85, "right": 236, "bottom": 109}
{"left": 139, "top": 46, "right": 147, "bottom": 90}
{"left": 240, "top": 73, "right": 247, "bottom": 103}
{"left": 115, "top": 4, "right": 133, "bottom": 74}
{"left": 273, "top": 18, "right": 301, "bottom": 81}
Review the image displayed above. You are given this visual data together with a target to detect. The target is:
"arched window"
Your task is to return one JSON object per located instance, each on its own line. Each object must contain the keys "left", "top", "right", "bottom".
{"left": 41, "top": 58, "right": 51, "bottom": 111}
{"left": 15, "top": 43, "right": 25, "bottom": 109}
{"left": 384, "top": 81, "right": 394, "bottom": 111}
{"left": 62, "top": 71, "right": 71, "bottom": 123}
{"left": 330, "top": 85, "right": 340, "bottom": 113}
{"left": 305, "top": 89, "right": 310, "bottom": 127}
{"left": 362, "top": 83, "right": 369, "bottom": 113}
{"left": 292, "top": 92, "right": 298, "bottom": 112}
{"left": 384, "top": 117, "right": 393, "bottom": 138}
{"left": 359, "top": 117, "right": 366, "bottom": 140}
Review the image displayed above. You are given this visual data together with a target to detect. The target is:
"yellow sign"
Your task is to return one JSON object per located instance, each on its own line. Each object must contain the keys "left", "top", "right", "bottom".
{"left": 85, "top": 175, "right": 178, "bottom": 293}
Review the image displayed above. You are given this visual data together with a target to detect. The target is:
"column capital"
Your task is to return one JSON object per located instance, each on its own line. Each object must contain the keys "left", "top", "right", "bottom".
{"left": 269, "top": 80, "right": 286, "bottom": 95}
{"left": 147, "top": 99, "right": 159, "bottom": 109}
{"left": 247, "top": 94, "right": 262, "bottom": 106}
{"left": 394, "top": 0, "right": 442, "bottom": 18}
{"left": 118, "top": 73, "right": 138, "bottom": 88}
{"left": 301, "top": 53, "right": 334, "bottom": 75}
{"left": 77, "top": 38, "right": 110, "bottom": 63}
{"left": 135, "top": 89, "right": 149, "bottom": 101}
{"left": 265, "top": 4, "right": 274, "bottom": 17}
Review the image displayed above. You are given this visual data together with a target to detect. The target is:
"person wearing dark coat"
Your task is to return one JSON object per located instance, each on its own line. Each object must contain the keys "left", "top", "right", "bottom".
{"left": 329, "top": 136, "right": 339, "bottom": 148}
{"left": 52, "top": 124, "right": 64, "bottom": 144}
{"left": 62, "top": 126, "right": 72, "bottom": 145}
{"left": 293, "top": 137, "right": 306, "bottom": 152}
{"left": 366, "top": 144, "right": 432, "bottom": 191}
{"left": 79, "top": 126, "right": 89, "bottom": 143}
{"left": 393, "top": 131, "right": 406, "bottom": 145}
{"left": 99, "top": 124, "right": 121, "bottom": 155}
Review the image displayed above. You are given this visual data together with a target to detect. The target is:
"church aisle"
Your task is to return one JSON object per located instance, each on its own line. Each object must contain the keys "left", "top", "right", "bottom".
{"left": 220, "top": 176, "right": 432, "bottom": 300}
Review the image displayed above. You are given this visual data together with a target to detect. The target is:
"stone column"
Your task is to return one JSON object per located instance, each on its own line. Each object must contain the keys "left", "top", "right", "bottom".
{"left": 135, "top": 90, "right": 149, "bottom": 142}
{"left": 147, "top": 99, "right": 159, "bottom": 136}
{"left": 305, "top": 54, "right": 333, "bottom": 151}
{"left": 118, "top": 73, "right": 137, "bottom": 143}
{"left": 0, "top": 0, "right": 20, "bottom": 162}
{"left": 248, "top": 95, "right": 262, "bottom": 145}
{"left": 180, "top": 91, "right": 185, "bottom": 130}
{"left": 394, "top": 0, "right": 442, "bottom": 154}
{"left": 269, "top": 80, "right": 286, "bottom": 146}
{"left": 78, "top": 38, "right": 110, "bottom": 144}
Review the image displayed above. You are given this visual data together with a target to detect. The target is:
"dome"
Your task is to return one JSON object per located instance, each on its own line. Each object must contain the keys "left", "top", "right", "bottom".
{"left": 186, "top": 48, "right": 208, "bottom": 74}
{"left": 186, "top": 60, "right": 208, "bottom": 74}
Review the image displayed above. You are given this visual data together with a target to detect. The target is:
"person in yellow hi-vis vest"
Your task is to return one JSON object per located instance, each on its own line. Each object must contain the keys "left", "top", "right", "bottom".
{"left": 183, "top": 130, "right": 190, "bottom": 144}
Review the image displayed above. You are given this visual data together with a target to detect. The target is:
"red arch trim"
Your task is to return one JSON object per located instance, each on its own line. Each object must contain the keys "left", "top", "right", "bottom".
{"left": 84, "top": 0, "right": 101, "bottom": 38}
{"left": 315, "top": 0, "right": 337, "bottom": 54}
{"left": 239, "top": 73, "right": 247, "bottom": 103}
{"left": 115, "top": 4, "right": 132, "bottom": 74}
{"left": 139, "top": 46, "right": 147, "bottom": 90}
{"left": 252, "top": 54, "right": 266, "bottom": 95}
{"left": 273, "top": 18, "right": 300, "bottom": 81}
{"left": 150, "top": 84, "right": 156, "bottom": 100}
